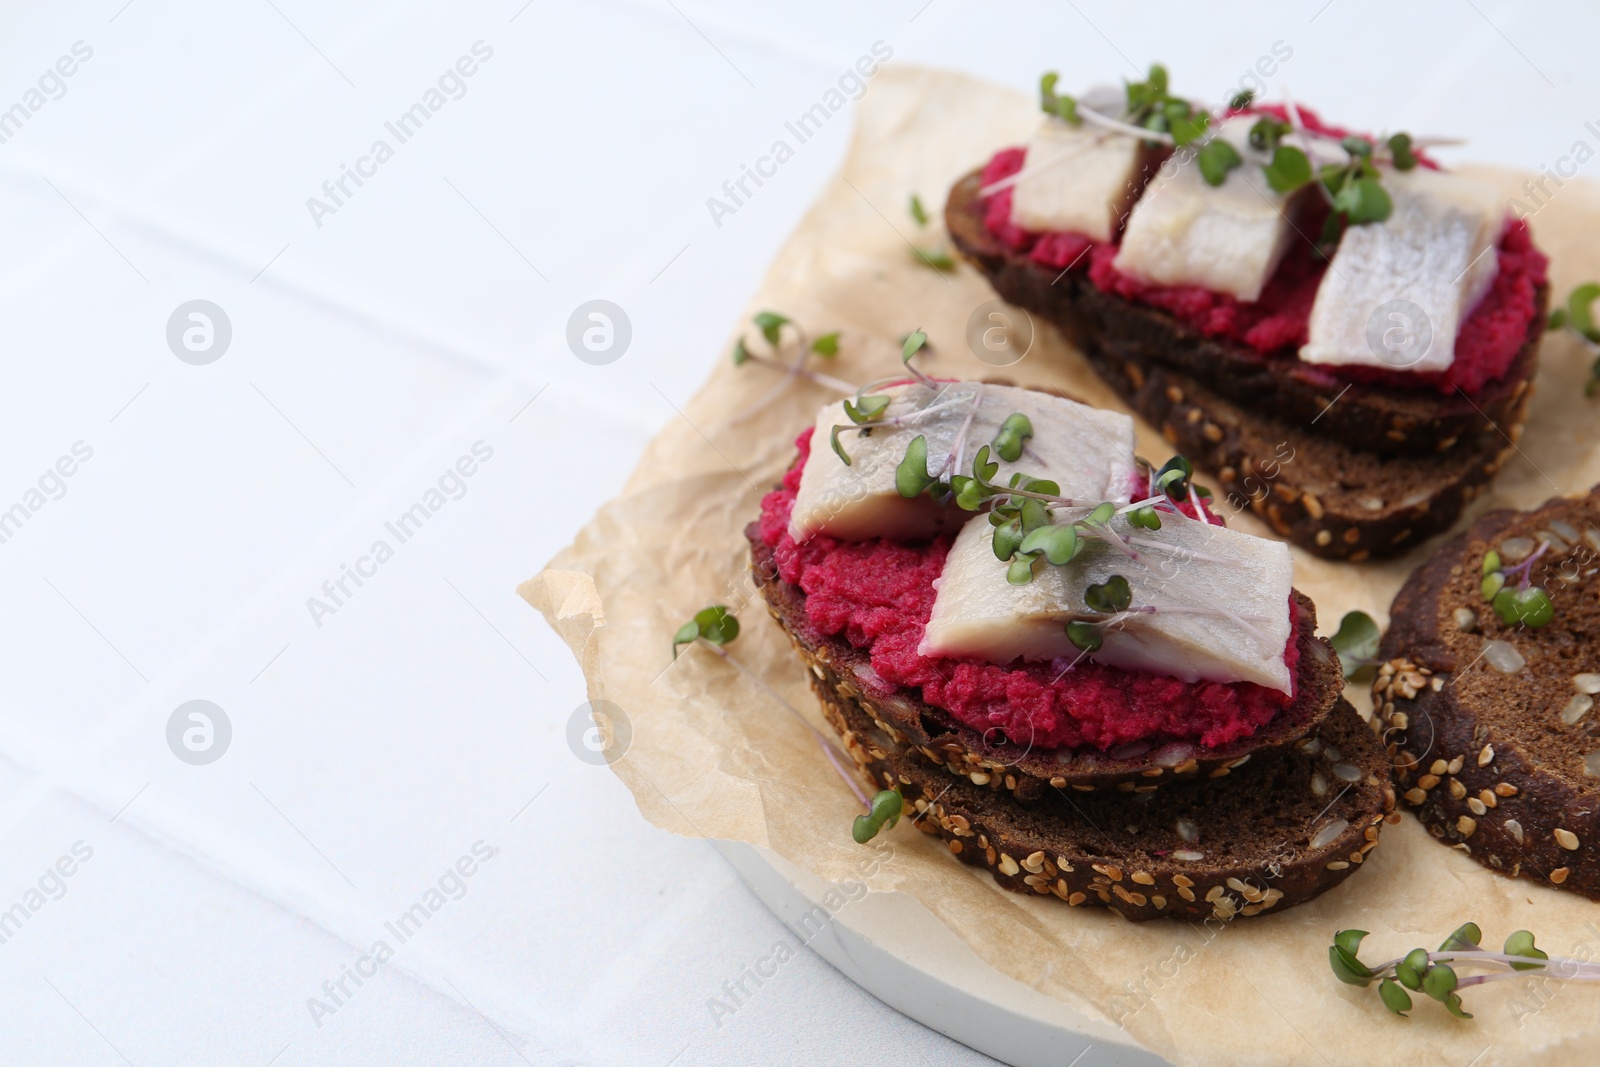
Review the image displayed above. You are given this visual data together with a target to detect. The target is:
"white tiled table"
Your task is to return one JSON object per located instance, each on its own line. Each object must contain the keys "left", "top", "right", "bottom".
{"left": 0, "top": 2, "right": 1592, "bottom": 1063}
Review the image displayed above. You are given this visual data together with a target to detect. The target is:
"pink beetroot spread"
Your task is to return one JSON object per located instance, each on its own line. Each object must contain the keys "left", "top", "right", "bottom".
{"left": 760, "top": 429, "right": 1299, "bottom": 753}
{"left": 979, "top": 106, "right": 1548, "bottom": 397}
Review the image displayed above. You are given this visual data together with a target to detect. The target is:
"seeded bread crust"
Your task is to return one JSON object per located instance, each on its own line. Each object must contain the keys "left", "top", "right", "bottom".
{"left": 945, "top": 170, "right": 1545, "bottom": 459}
{"left": 748, "top": 525, "right": 1344, "bottom": 798}
{"left": 945, "top": 170, "right": 1546, "bottom": 560}
{"left": 1080, "top": 341, "right": 1523, "bottom": 561}
{"left": 1376, "top": 492, "right": 1600, "bottom": 901}
{"left": 825, "top": 681, "right": 1396, "bottom": 921}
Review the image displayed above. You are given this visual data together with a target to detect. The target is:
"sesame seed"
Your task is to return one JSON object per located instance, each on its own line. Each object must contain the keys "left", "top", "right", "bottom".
{"left": 1132, "top": 871, "right": 1155, "bottom": 886}
{"left": 1552, "top": 867, "right": 1571, "bottom": 885}
{"left": 1479, "top": 789, "right": 1498, "bottom": 809}
{"left": 1478, "top": 745, "right": 1494, "bottom": 767}
{"left": 1418, "top": 774, "right": 1440, "bottom": 789}
{"left": 1495, "top": 783, "right": 1518, "bottom": 797}
{"left": 1467, "top": 797, "right": 1487, "bottom": 816}
{"left": 1457, "top": 815, "right": 1478, "bottom": 837}
{"left": 1449, "top": 779, "right": 1468, "bottom": 799}
{"left": 1326, "top": 861, "right": 1350, "bottom": 870}
{"left": 1171, "top": 874, "right": 1195, "bottom": 888}
{"left": 1205, "top": 885, "right": 1225, "bottom": 902}
{"left": 969, "top": 772, "right": 991, "bottom": 786}
{"left": 1152, "top": 895, "right": 1167, "bottom": 909}
{"left": 1555, "top": 828, "right": 1580, "bottom": 850}
{"left": 948, "top": 840, "right": 963, "bottom": 855}
{"left": 998, "top": 854, "right": 1020, "bottom": 876}
{"left": 1068, "top": 892, "right": 1087, "bottom": 906}
{"left": 1430, "top": 760, "right": 1448, "bottom": 776}
{"left": 1448, "top": 756, "right": 1465, "bottom": 775}
{"left": 1177, "top": 887, "right": 1196, "bottom": 902}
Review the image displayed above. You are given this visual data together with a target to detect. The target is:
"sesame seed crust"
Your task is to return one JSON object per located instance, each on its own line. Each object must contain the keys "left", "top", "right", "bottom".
{"left": 1376, "top": 494, "right": 1600, "bottom": 902}
{"left": 819, "top": 672, "right": 1392, "bottom": 922}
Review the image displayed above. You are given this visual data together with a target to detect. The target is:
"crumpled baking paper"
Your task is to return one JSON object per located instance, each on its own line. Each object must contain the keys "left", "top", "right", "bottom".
{"left": 523, "top": 66, "right": 1600, "bottom": 1067}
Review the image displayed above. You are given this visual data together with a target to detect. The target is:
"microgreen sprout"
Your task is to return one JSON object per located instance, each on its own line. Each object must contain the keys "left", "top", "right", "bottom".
{"left": 1481, "top": 543, "right": 1554, "bottom": 629}
{"left": 1328, "top": 610, "right": 1381, "bottom": 679}
{"left": 1330, "top": 923, "right": 1600, "bottom": 1020}
{"left": 671, "top": 607, "right": 905, "bottom": 842}
{"left": 731, "top": 309, "right": 857, "bottom": 423}
{"left": 1248, "top": 112, "right": 1421, "bottom": 237}
{"left": 907, "top": 193, "right": 956, "bottom": 271}
{"left": 1546, "top": 282, "right": 1600, "bottom": 395}
{"left": 672, "top": 605, "right": 740, "bottom": 659}
{"left": 852, "top": 788, "right": 903, "bottom": 844}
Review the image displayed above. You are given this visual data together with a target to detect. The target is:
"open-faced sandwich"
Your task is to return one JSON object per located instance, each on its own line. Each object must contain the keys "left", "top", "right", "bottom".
{"left": 947, "top": 67, "right": 1549, "bottom": 560}
{"left": 746, "top": 346, "right": 1397, "bottom": 920}
{"left": 1376, "top": 486, "right": 1600, "bottom": 900}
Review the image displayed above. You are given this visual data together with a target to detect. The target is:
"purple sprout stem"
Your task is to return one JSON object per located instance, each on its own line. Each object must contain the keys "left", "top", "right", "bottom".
{"left": 1501, "top": 540, "right": 1550, "bottom": 590}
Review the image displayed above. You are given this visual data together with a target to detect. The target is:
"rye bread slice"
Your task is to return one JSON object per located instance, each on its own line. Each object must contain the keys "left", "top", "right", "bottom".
{"left": 1080, "top": 341, "right": 1524, "bottom": 561}
{"left": 825, "top": 680, "right": 1397, "bottom": 921}
{"left": 1375, "top": 489, "right": 1600, "bottom": 901}
{"left": 945, "top": 170, "right": 1546, "bottom": 460}
{"left": 748, "top": 524, "right": 1345, "bottom": 799}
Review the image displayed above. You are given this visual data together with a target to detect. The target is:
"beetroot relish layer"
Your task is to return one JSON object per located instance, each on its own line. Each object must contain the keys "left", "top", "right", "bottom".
{"left": 760, "top": 429, "right": 1299, "bottom": 753}
{"left": 979, "top": 117, "right": 1548, "bottom": 397}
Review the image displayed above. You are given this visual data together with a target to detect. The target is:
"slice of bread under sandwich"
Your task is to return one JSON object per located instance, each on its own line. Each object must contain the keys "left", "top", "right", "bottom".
{"left": 1376, "top": 488, "right": 1600, "bottom": 900}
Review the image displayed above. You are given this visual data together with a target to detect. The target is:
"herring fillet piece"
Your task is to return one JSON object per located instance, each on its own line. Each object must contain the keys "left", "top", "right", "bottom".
{"left": 1008, "top": 117, "right": 1152, "bottom": 242}
{"left": 789, "top": 383, "right": 1137, "bottom": 543}
{"left": 1112, "top": 117, "right": 1298, "bottom": 302}
{"left": 1299, "top": 167, "right": 1503, "bottom": 373}
{"left": 920, "top": 513, "right": 1295, "bottom": 692}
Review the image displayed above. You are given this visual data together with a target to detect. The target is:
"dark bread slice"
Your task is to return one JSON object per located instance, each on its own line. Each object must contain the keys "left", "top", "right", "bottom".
{"left": 826, "top": 680, "right": 1397, "bottom": 921}
{"left": 1081, "top": 341, "right": 1523, "bottom": 561}
{"left": 748, "top": 524, "right": 1345, "bottom": 799}
{"left": 1375, "top": 488, "right": 1600, "bottom": 900}
{"left": 945, "top": 170, "right": 1546, "bottom": 460}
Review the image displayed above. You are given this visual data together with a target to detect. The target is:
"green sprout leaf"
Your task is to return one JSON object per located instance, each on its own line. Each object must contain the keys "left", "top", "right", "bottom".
{"left": 1197, "top": 137, "right": 1243, "bottom": 187}
{"left": 1128, "top": 505, "right": 1162, "bottom": 531}
{"left": 870, "top": 788, "right": 902, "bottom": 829}
{"left": 1334, "top": 929, "right": 1370, "bottom": 957}
{"left": 1167, "top": 106, "right": 1209, "bottom": 147}
{"left": 992, "top": 517, "right": 1025, "bottom": 560}
{"left": 1439, "top": 922, "right": 1483, "bottom": 953}
{"left": 895, "top": 435, "right": 935, "bottom": 498}
{"left": 992, "top": 412, "right": 1034, "bottom": 462}
{"left": 1086, "top": 501, "right": 1117, "bottom": 526}
{"left": 972, "top": 444, "right": 999, "bottom": 484}
{"left": 955, "top": 476, "right": 990, "bottom": 512}
{"left": 1084, "top": 575, "right": 1132, "bottom": 615}
{"left": 912, "top": 247, "right": 956, "bottom": 271}
{"left": 1482, "top": 550, "right": 1502, "bottom": 576}
{"left": 902, "top": 329, "right": 928, "bottom": 363}
{"left": 1443, "top": 992, "right": 1473, "bottom": 1019}
{"left": 693, "top": 605, "right": 739, "bottom": 645}
{"left": 1329, "top": 611, "right": 1381, "bottom": 678}
{"left": 1008, "top": 554, "right": 1039, "bottom": 586}
{"left": 1341, "top": 135, "right": 1374, "bottom": 159}
{"left": 1249, "top": 115, "right": 1288, "bottom": 152}
{"left": 852, "top": 788, "right": 903, "bottom": 844}
{"left": 732, "top": 337, "right": 751, "bottom": 365}
{"left": 1550, "top": 307, "right": 1570, "bottom": 331}
{"left": 1388, "top": 132, "right": 1417, "bottom": 171}
{"left": 909, "top": 194, "right": 929, "bottom": 227}
{"left": 1154, "top": 455, "right": 1195, "bottom": 501}
{"left": 1066, "top": 620, "right": 1102, "bottom": 652}
{"left": 1019, "top": 523, "right": 1080, "bottom": 566}
{"left": 1038, "top": 72, "right": 1079, "bottom": 124}
{"left": 844, "top": 394, "right": 889, "bottom": 424}
{"left": 1566, "top": 282, "right": 1600, "bottom": 342}
{"left": 829, "top": 424, "right": 852, "bottom": 466}
{"left": 1228, "top": 88, "right": 1255, "bottom": 111}
{"left": 811, "top": 332, "right": 840, "bottom": 357}
{"left": 1481, "top": 571, "right": 1506, "bottom": 601}
{"left": 671, "top": 620, "right": 700, "bottom": 659}
{"left": 1329, "top": 943, "right": 1375, "bottom": 987}
{"left": 1395, "top": 948, "right": 1430, "bottom": 991}
{"left": 1264, "top": 144, "right": 1313, "bottom": 193}
{"left": 1493, "top": 586, "right": 1553, "bottom": 629}
{"left": 1379, "top": 978, "right": 1413, "bottom": 1017}
{"left": 1505, "top": 930, "right": 1550, "bottom": 972}
{"left": 754, "top": 311, "right": 790, "bottom": 347}
{"left": 1017, "top": 498, "right": 1049, "bottom": 533}
{"left": 1335, "top": 175, "right": 1393, "bottom": 224}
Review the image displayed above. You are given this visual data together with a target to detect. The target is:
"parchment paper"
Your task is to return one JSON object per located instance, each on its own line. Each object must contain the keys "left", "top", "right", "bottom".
{"left": 522, "top": 67, "right": 1600, "bottom": 1067}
